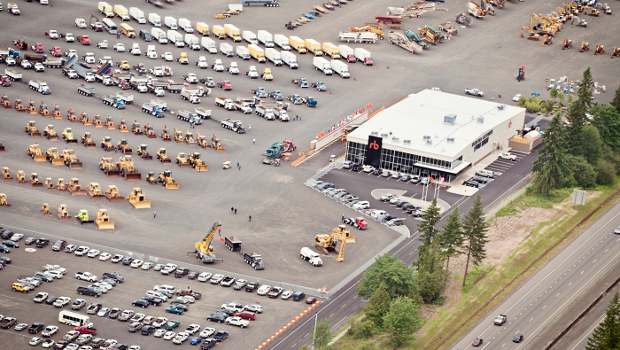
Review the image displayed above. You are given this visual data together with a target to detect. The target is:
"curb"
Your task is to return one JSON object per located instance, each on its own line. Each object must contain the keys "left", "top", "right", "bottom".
{"left": 255, "top": 300, "right": 322, "bottom": 350}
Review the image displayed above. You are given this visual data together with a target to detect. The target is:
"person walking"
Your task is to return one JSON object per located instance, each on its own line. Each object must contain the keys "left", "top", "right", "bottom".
{"left": 248, "top": 215, "right": 252, "bottom": 222}
{"left": 153, "top": 211, "right": 157, "bottom": 219}
{"left": 252, "top": 138, "right": 256, "bottom": 144}
{"left": 234, "top": 208, "right": 237, "bottom": 215}
{"left": 230, "top": 207, "right": 234, "bottom": 214}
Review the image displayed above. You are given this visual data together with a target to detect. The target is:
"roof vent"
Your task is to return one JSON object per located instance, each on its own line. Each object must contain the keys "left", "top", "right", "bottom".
{"left": 391, "top": 137, "right": 399, "bottom": 142}
{"left": 370, "top": 131, "right": 379, "bottom": 136}
{"left": 476, "top": 116, "right": 485, "bottom": 124}
{"left": 380, "top": 133, "right": 389, "bottom": 138}
{"left": 403, "top": 139, "right": 411, "bottom": 144}
{"left": 423, "top": 135, "right": 432, "bottom": 144}
{"left": 497, "top": 105, "right": 505, "bottom": 110}
{"left": 443, "top": 114, "right": 457, "bottom": 124}
{"left": 446, "top": 137, "right": 455, "bottom": 143}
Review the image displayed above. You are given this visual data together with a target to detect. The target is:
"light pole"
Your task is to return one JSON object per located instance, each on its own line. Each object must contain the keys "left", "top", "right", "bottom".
{"left": 311, "top": 312, "right": 318, "bottom": 350}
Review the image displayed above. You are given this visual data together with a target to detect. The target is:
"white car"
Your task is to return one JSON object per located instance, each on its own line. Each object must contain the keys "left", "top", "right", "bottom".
{"left": 53, "top": 296, "right": 71, "bottom": 308}
{"left": 352, "top": 201, "right": 370, "bottom": 210}
{"left": 141, "top": 262, "right": 154, "bottom": 270}
{"left": 34, "top": 63, "right": 45, "bottom": 72}
{"left": 29, "top": 337, "right": 43, "bottom": 346}
{"left": 65, "top": 33, "right": 75, "bottom": 43}
{"left": 130, "top": 259, "right": 143, "bottom": 268}
{"left": 209, "top": 274, "right": 224, "bottom": 284}
{"left": 97, "top": 40, "right": 108, "bottom": 49}
{"left": 21, "top": 60, "right": 32, "bottom": 69}
{"left": 41, "top": 339, "right": 55, "bottom": 349}
{"left": 220, "top": 302, "right": 243, "bottom": 313}
{"left": 163, "top": 331, "right": 176, "bottom": 341}
{"left": 185, "top": 324, "right": 201, "bottom": 335}
{"left": 172, "top": 331, "right": 189, "bottom": 344}
{"left": 41, "top": 325, "right": 58, "bottom": 337}
{"left": 74, "top": 246, "right": 90, "bottom": 256}
{"left": 281, "top": 290, "right": 293, "bottom": 300}
{"left": 84, "top": 53, "right": 96, "bottom": 64}
{"left": 75, "top": 18, "right": 87, "bottom": 28}
{"left": 46, "top": 30, "right": 60, "bottom": 40}
{"left": 113, "top": 43, "right": 126, "bottom": 52}
{"left": 86, "top": 249, "right": 100, "bottom": 258}
{"left": 228, "top": 62, "right": 240, "bottom": 75}
{"left": 247, "top": 66, "right": 259, "bottom": 79}
{"left": 153, "top": 328, "right": 166, "bottom": 338}
{"left": 257, "top": 284, "right": 271, "bottom": 296}
{"left": 46, "top": 270, "right": 64, "bottom": 279}
{"left": 362, "top": 165, "right": 374, "bottom": 173}
{"left": 161, "top": 52, "right": 173, "bottom": 61}
{"left": 184, "top": 73, "right": 198, "bottom": 84}
{"left": 5, "top": 56, "right": 16, "bottom": 66}
{"left": 512, "top": 94, "right": 522, "bottom": 102}
{"left": 196, "top": 56, "right": 208, "bottom": 69}
{"left": 74, "top": 271, "right": 97, "bottom": 282}
{"left": 212, "top": 59, "right": 225, "bottom": 72}
{"left": 499, "top": 152, "right": 517, "bottom": 161}
{"left": 130, "top": 44, "right": 141, "bottom": 56}
{"left": 199, "top": 327, "right": 216, "bottom": 338}
{"left": 243, "top": 304, "right": 263, "bottom": 314}
{"left": 225, "top": 316, "right": 249, "bottom": 328}
{"left": 464, "top": 88, "right": 484, "bottom": 97}
{"left": 197, "top": 272, "right": 212, "bottom": 282}
{"left": 98, "top": 252, "right": 112, "bottom": 261}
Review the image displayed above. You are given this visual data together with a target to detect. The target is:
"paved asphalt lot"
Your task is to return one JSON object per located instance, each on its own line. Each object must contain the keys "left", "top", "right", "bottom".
{"left": 450, "top": 201, "right": 620, "bottom": 350}
{"left": 0, "top": 0, "right": 619, "bottom": 349}
{"left": 0, "top": 243, "right": 306, "bottom": 350}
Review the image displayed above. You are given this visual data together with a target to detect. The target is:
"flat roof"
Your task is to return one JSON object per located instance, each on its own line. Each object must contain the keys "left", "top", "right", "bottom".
{"left": 348, "top": 89, "right": 525, "bottom": 160}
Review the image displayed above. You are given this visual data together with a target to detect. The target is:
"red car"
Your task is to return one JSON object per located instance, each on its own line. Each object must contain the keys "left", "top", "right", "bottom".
{"left": 233, "top": 311, "right": 256, "bottom": 321}
{"left": 74, "top": 325, "right": 97, "bottom": 335}
{"left": 31, "top": 42, "right": 44, "bottom": 53}
{"left": 78, "top": 35, "right": 91, "bottom": 45}
{"left": 217, "top": 81, "right": 232, "bottom": 91}
{"left": 49, "top": 47, "right": 62, "bottom": 57}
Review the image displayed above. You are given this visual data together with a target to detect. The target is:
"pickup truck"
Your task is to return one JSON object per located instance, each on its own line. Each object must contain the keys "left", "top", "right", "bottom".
{"left": 29, "top": 80, "right": 51, "bottom": 95}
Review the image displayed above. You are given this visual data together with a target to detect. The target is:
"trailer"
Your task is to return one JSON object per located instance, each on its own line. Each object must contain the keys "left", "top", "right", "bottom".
{"left": 388, "top": 32, "right": 422, "bottom": 54}
{"left": 201, "top": 37, "right": 217, "bottom": 54}
{"left": 242, "top": 0, "right": 279, "bottom": 6}
{"left": 313, "top": 57, "right": 333, "bottom": 75}
{"left": 77, "top": 85, "right": 95, "bottom": 96}
{"left": 236, "top": 46, "right": 250, "bottom": 60}
{"left": 354, "top": 48, "right": 374, "bottom": 65}
{"left": 43, "top": 58, "right": 65, "bottom": 69}
{"left": 184, "top": 34, "right": 200, "bottom": 50}
{"left": 280, "top": 51, "right": 298, "bottom": 69}
{"left": 330, "top": 60, "right": 350, "bottom": 78}
{"left": 338, "top": 44, "right": 356, "bottom": 63}
{"left": 274, "top": 34, "right": 291, "bottom": 50}
{"left": 242, "top": 31, "right": 258, "bottom": 45}
{"left": 265, "top": 48, "right": 282, "bottom": 66}
{"left": 4, "top": 69, "right": 22, "bottom": 81}
{"left": 194, "top": 108, "right": 212, "bottom": 120}
{"left": 257, "top": 30, "right": 274, "bottom": 48}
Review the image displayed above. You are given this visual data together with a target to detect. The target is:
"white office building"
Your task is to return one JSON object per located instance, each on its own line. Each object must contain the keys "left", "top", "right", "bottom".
{"left": 345, "top": 89, "right": 526, "bottom": 181}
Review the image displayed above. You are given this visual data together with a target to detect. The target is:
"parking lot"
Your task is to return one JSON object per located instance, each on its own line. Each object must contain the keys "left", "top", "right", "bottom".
{"left": 1, "top": 0, "right": 619, "bottom": 349}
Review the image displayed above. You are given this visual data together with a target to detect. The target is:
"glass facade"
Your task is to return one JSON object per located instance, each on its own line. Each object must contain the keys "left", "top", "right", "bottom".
{"left": 346, "top": 141, "right": 465, "bottom": 181}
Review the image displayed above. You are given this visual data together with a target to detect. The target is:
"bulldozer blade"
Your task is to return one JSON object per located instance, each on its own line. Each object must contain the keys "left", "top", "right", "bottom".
{"left": 96, "top": 222, "right": 115, "bottom": 230}
{"left": 129, "top": 199, "right": 152, "bottom": 209}
{"left": 71, "top": 190, "right": 87, "bottom": 196}
{"left": 124, "top": 173, "right": 142, "bottom": 180}
{"left": 66, "top": 140, "right": 77, "bottom": 143}
{"left": 51, "top": 159, "right": 64, "bottom": 166}
{"left": 33, "top": 155, "right": 46, "bottom": 162}
{"left": 165, "top": 183, "right": 180, "bottom": 190}
{"left": 68, "top": 162, "right": 83, "bottom": 169}
{"left": 194, "top": 166, "right": 208, "bottom": 172}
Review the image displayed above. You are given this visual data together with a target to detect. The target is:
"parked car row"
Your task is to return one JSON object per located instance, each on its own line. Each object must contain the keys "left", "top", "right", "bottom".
{"left": 463, "top": 170, "right": 496, "bottom": 189}
{"left": 342, "top": 161, "right": 431, "bottom": 184}
{"left": 10, "top": 263, "right": 63, "bottom": 293}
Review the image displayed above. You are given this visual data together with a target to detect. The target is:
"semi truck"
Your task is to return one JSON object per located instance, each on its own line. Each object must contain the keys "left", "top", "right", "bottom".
{"left": 164, "top": 16, "right": 177, "bottom": 30}
{"left": 129, "top": 7, "right": 146, "bottom": 24}
{"left": 224, "top": 24, "right": 242, "bottom": 42}
{"left": 257, "top": 30, "right": 274, "bottom": 47}
{"left": 148, "top": 12, "right": 161, "bottom": 27}
{"left": 264, "top": 48, "right": 282, "bottom": 66}
{"left": 289, "top": 36, "right": 307, "bottom": 54}
{"left": 167, "top": 30, "right": 184, "bottom": 47}
{"left": 313, "top": 57, "right": 333, "bottom": 75}
{"left": 184, "top": 34, "right": 200, "bottom": 50}
{"left": 322, "top": 42, "right": 340, "bottom": 59}
{"left": 300, "top": 247, "right": 323, "bottom": 267}
{"left": 151, "top": 28, "right": 168, "bottom": 44}
{"left": 242, "top": 30, "right": 258, "bottom": 45}
{"left": 304, "top": 39, "right": 323, "bottom": 56}
{"left": 280, "top": 51, "right": 298, "bottom": 69}
{"left": 248, "top": 44, "right": 266, "bottom": 63}
{"left": 338, "top": 44, "right": 356, "bottom": 62}
{"left": 235, "top": 46, "right": 250, "bottom": 60}
{"left": 201, "top": 37, "right": 217, "bottom": 53}
{"left": 212, "top": 25, "right": 226, "bottom": 39}
{"left": 274, "top": 34, "right": 291, "bottom": 50}
{"left": 354, "top": 48, "right": 374, "bottom": 65}
{"left": 113, "top": 4, "right": 129, "bottom": 21}
{"left": 178, "top": 18, "right": 193, "bottom": 33}
{"left": 29, "top": 80, "right": 51, "bottom": 95}
{"left": 221, "top": 119, "right": 246, "bottom": 134}
{"left": 330, "top": 60, "right": 350, "bottom": 78}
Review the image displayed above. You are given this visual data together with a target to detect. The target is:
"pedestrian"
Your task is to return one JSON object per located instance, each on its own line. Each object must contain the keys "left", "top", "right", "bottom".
{"left": 252, "top": 138, "right": 256, "bottom": 144}
{"left": 230, "top": 207, "right": 234, "bottom": 214}
{"left": 237, "top": 161, "right": 241, "bottom": 170}
{"left": 234, "top": 208, "right": 237, "bottom": 215}
{"left": 116, "top": 31, "right": 121, "bottom": 39}
{"left": 248, "top": 124, "right": 252, "bottom": 131}
{"left": 153, "top": 211, "right": 157, "bottom": 219}
{"left": 296, "top": 114, "right": 299, "bottom": 120}
{"left": 248, "top": 215, "right": 252, "bottom": 222}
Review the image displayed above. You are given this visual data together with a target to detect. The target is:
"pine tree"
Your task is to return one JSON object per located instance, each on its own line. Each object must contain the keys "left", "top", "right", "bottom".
{"left": 364, "top": 283, "right": 391, "bottom": 329}
{"left": 417, "top": 239, "right": 447, "bottom": 304}
{"left": 613, "top": 85, "right": 620, "bottom": 113}
{"left": 586, "top": 292, "right": 620, "bottom": 350}
{"left": 419, "top": 198, "right": 441, "bottom": 247}
{"left": 566, "top": 68, "right": 594, "bottom": 155}
{"left": 533, "top": 114, "right": 572, "bottom": 196}
{"left": 438, "top": 208, "right": 464, "bottom": 273}
{"left": 461, "top": 195, "right": 489, "bottom": 287}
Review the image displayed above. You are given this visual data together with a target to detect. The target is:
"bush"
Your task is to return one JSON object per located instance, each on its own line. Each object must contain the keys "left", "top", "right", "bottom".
{"left": 349, "top": 319, "right": 376, "bottom": 339}
{"left": 596, "top": 160, "right": 616, "bottom": 185}
{"left": 519, "top": 96, "right": 544, "bottom": 113}
{"left": 569, "top": 155, "right": 597, "bottom": 188}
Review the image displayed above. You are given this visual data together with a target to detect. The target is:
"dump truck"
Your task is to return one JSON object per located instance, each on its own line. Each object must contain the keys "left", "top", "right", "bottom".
{"left": 177, "top": 110, "right": 202, "bottom": 125}
{"left": 289, "top": 36, "right": 307, "bottom": 54}
{"left": 142, "top": 103, "right": 164, "bottom": 118}
{"left": 265, "top": 48, "right": 283, "bottom": 66}
{"left": 224, "top": 24, "right": 242, "bottom": 42}
{"left": 4, "top": 69, "right": 22, "bottom": 81}
{"left": 248, "top": 44, "right": 266, "bottom": 63}
{"left": 180, "top": 89, "right": 201, "bottom": 104}
{"left": 28, "top": 80, "right": 50, "bottom": 95}
{"left": 274, "top": 34, "right": 291, "bottom": 50}
{"left": 194, "top": 108, "right": 212, "bottom": 120}
{"left": 281, "top": 51, "right": 299, "bottom": 69}
{"left": 215, "top": 97, "right": 235, "bottom": 110}
{"left": 102, "top": 95, "right": 126, "bottom": 109}
{"left": 77, "top": 85, "right": 95, "bottom": 96}
{"left": 304, "top": 39, "right": 323, "bottom": 56}
{"left": 244, "top": 253, "right": 265, "bottom": 270}
{"left": 388, "top": 31, "right": 422, "bottom": 54}
{"left": 354, "top": 48, "right": 374, "bottom": 65}
{"left": 257, "top": 30, "right": 274, "bottom": 47}
{"left": 300, "top": 247, "right": 323, "bottom": 267}
{"left": 221, "top": 119, "right": 246, "bottom": 134}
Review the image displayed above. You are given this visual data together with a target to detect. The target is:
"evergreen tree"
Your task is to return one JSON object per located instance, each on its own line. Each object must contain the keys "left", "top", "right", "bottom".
{"left": 533, "top": 114, "right": 572, "bottom": 196}
{"left": 586, "top": 292, "right": 620, "bottom": 350}
{"left": 364, "top": 283, "right": 391, "bottom": 329}
{"left": 383, "top": 297, "right": 422, "bottom": 347}
{"left": 419, "top": 199, "right": 441, "bottom": 247}
{"left": 461, "top": 195, "right": 489, "bottom": 287}
{"left": 612, "top": 85, "right": 620, "bottom": 113}
{"left": 592, "top": 104, "right": 620, "bottom": 152}
{"left": 438, "top": 208, "right": 464, "bottom": 272}
{"left": 566, "top": 68, "right": 594, "bottom": 155}
{"left": 417, "top": 240, "right": 447, "bottom": 304}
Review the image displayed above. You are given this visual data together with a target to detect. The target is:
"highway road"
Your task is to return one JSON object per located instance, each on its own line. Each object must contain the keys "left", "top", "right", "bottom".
{"left": 269, "top": 151, "right": 537, "bottom": 350}
{"left": 449, "top": 200, "right": 620, "bottom": 350}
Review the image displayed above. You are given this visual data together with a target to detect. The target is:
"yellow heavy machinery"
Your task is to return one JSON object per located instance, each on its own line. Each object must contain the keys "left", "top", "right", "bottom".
{"left": 25, "top": 121, "right": 41, "bottom": 136}
{"left": 81, "top": 132, "right": 96, "bottom": 147}
{"left": 174, "top": 129, "right": 184, "bottom": 143}
{"left": 118, "top": 120, "right": 129, "bottom": 133}
{"left": 42, "top": 203, "right": 50, "bottom": 215}
{"left": 349, "top": 24, "right": 385, "bottom": 39}
{"left": 117, "top": 139, "right": 133, "bottom": 154}
{"left": 314, "top": 225, "right": 356, "bottom": 262}
{"left": 194, "top": 222, "right": 222, "bottom": 263}
{"left": 117, "top": 155, "right": 141, "bottom": 179}
{"left": 189, "top": 152, "right": 208, "bottom": 172}
{"left": 68, "top": 177, "right": 86, "bottom": 195}
{"left": 52, "top": 105, "right": 62, "bottom": 120}
{"left": 100, "top": 136, "right": 114, "bottom": 152}
{"left": 30, "top": 173, "right": 43, "bottom": 186}
{"left": 105, "top": 117, "right": 115, "bottom": 129}
{"left": 15, "top": 99, "right": 27, "bottom": 112}
{"left": 146, "top": 171, "right": 158, "bottom": 184}
{"left": 131, "top": 122, "right": 143, "bottom": 135}
{"left": 62, "top": 149, "right": 83, "bottom": 169}
{"left": 2, "top": 166, "right": 12, "bottom": 180}
{"left": 44, "top": 177, "right": 54, "bottom": 190}
{"left": 185, "top": 132, "right": 196, "bottom": 144}
{"left": 526, "top": 14, "right": 562, "bottom": 37}
{"left": 56, "top": 178, "right": 66, "bottom": 191}
{"left": 66, "top": 109, "right": 78, "bottom": 122}
{"left": 157, "top": 148, "right": 172, "bottom": 163}
{"left": 137, "top": 144, "right": 153, "bottom": 160}
{"left": 176, "top": 152, "right": 191, "bottom": 166}
{"left": 46, "top": 147, "right": 65, "bottom": 166}
{"left": 418, "top": 25, "right": 445, "bottom": 45}
{"left": 127, "top": 187, "right": 151, "bottom": 209}
{"left": 27, "top": 144, "right": 46, "bottom": 162}
{"left": 88, "top": 182, "right": 105, "bottom": 198}
{"left": 43, "top": 125, "right": 58, "bottom": 140}
{"left": 161, "top": 127, "right": 171, "bottom": 142}
{"left": 0, "top": 193, "right": 9, "bottom": 206}
{"left": 145, "top": 124, "right": 156, "bottom": 138}
{"left": 201, "top": 135, "right": 224, "bottom": 151}
{"left": 105, "top": 185, "right": 122, "bottom": 200}
{"left": 16, "top": 170, "right": 26, "bottom": 183}
{"left": 93, "top": 115, "right": 102, "bottom": 127}
{"left": 39, "top": 103, "right": 50, "bottom": 117}
{"left": 62, "top": 128, "right": 78, "bottom": 143}
{"left": 96, "top": 209, "right": 115, "bottom": 230}
{"left": 57, "top": 204, "right": 69, "bottom": 219}
{"left": 1, "top": 96, "right": 11, "bottom": 108}
{"left": 99, "top": 157, "right": 121, "bottom": 176}
{"left": 158, "top": 170, "right": 179, "bottom": 190}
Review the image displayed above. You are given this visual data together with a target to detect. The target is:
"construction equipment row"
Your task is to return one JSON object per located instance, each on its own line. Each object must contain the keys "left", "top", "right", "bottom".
{"left": 146, "top": 170, "right": 180, "bottom": 190}
{"left": 50, "top": 204, "right": 115, "bottom": 231}
{"left": 27, "top": 144, "right": 82, "bottom": 169}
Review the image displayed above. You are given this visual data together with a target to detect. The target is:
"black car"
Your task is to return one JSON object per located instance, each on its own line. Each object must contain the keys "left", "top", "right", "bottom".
{"left": 187, "top": 270, "right": 199, "bottom": 280}
{"left": 51, "top": 240, "right": 66, "bottom": 251}
{"left": 372, "top": 168, "right": 381, "bottom": 176}
{"left": 108, "top": 308, "right": 121, "bottom": 319}
{"left": 201, "top": 339, "right": 217, "bottom": 349}
{"left": 174, "top": 268, "right": 189, "bottom": 278}
{"left": 35, "top": 238, "right": 50, "bottom": 248}
{"left": 212, "top": 331, "right": 229, "bottom": 342}
{"left": 64, "top": 244, "right": 77, "bottom": 253}
{"left": 121, "top": 256, "right": 134, "bottom": 265}
{"left": 220, "top": 276, "right": 235, "bottom": 287}
{"left": 132, "top": 299, "right": 149, "bottom": 308}
{"left": 0, "top": 317, "right": 16, "bottom": 329}
{"left": 207, "top": 311, "right": 228, "bottom": 323}
{"left": 245, "top": 281, "right": 258, "bottom": 292}
{"left": 463, "top": 180, "right": 480, "bottom": 188}
{"left": 77, "top": 287, "right": 100, "bottom": 297}
{"left": 45, "top": 296, "right": 58, "bottom": 305}
{"left": 24, "top": 237, "right": 37, "bottom": 245}
{"left": 28, "top": 322, "right": 44, "bottom": 334}
{"left": 351, "top": 164, "right": 361, "bottom": 172}
{"left": 102, "top": 272, "right": 124, "bottom": 283}
{"left": 141, "top": 325, "right": 156, "bottom": 336}
{"left": 512, "top": 334, "right": 523, "bottom": 343}
{"left": 0, "top": 229, "right": 14, "bottom": 240}
{"left": 292, "top": 291, "right": 306, "bottom": 302}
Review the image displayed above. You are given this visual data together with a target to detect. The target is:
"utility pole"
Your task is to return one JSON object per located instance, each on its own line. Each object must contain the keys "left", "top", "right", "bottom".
{"left": 311, "top": 312, "right": 318, "bottom": 350}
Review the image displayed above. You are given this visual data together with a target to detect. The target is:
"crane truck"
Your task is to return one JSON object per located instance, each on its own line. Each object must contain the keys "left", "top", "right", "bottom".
{"left": 194, "top": 222, "right": 222, "bottom": 264}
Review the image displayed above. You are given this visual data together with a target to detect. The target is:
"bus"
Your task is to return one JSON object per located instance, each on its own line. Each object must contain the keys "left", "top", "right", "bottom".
{"left": 119, "top": 23, "right": 136, "bottom": 38}
{"left": 58, "top": 310, "right": 90, "bottom": 327}
{"left": 101, "top": 18, "right": 117, "bottom": 35}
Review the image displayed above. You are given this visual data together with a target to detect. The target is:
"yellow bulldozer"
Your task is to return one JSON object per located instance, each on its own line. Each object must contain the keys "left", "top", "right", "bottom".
{"left": 88, "top": 182, "right": 105, "bottom": 198}
{"left": 137, "top": 144, "right": 153, "bottom": 160}
{"left": 117, "top": 139, "right": 133, "bottom": 154}
{"left": 105, "top": 185, "right": 122, "bottom": 200}
{"left": 68, "top": 177, "right": 86, "bottom": 195}
{"left": 56, "top": 178, "right": 66, "bottom": 191}
{"left": 161, "top": 127, "right": 171, "bottom": 142}
{"left": 117, "top": 155, "right": 141, "bottom": 179}
{"left": 43, "top": 125, "right": 58, "bottom": 140}
{"left": 127, "top": 187, "right": 151, "bottom": 209}
{"left": 46, "top": 147, "right": 65, "bottom": 166}
{"left": 118, "top": 120, "right": 129, "bottom": 133}
{"left": 62, "top": 149, "right": 83, "bottom": 169}
{"left": 57, "top": 204, "right": 70, "bottom": 219}
{"left": 81, "top": 132, "right": 96, "bottom": 147}
{"left": 157, "top": 148, "right": 172, "bottom": 163}
{"left": 2, "top": 167, "right": 12, "bottom": 180}
{"left": 16, "top": 170, "right": 26, "bottom": 183}
{"left": 100, "top": 136, "right": 114, "bottom": 152}
{"left": 131, "top": 122, "right": 143, "bottom": 135}
{"left": 99, "top": 157, "right": 121, "bottom": 176}
{"left": 176, "top": 152, "right": 191, "bottom": 166}
{"left": 0, "top": 193, "right": 9, "bottom": 207}
{"left": 185, "top": 132, "right": 196, "bottom": 144}
{"left": 62, "top": 128, "right": 78, "bottom": 143}
{"left": 159, "top": 170, "right": 179, "bottom": 190}
{"left": 96, "top": 209, "right": 115, "bottom": 230}
{"left": 189, "top": 152, "right": 208, "bottom": 172}
{"left": 174, "top": 129, "right": 184, "bottom": 143}
{"left": 25, "top": 120, "right": 41, "bottom": 136}
{"left": 27, "top": 144, "right": 46, "bottom": 162}
{"left": 314, "top": 225, "right": 356, "bottom": 262}
{"left": 30, "top": 173, "right": 43, "bottom": 186}
{"left": 145, "top": 124, "right": 156, "bottom": 138}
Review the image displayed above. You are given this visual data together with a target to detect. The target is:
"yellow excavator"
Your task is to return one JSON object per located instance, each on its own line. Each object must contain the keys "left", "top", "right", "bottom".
{"left": 315, "top": 225, "right": 356, "bottom": 262}
{"left": 194, "top": 222, "right": 222, "bottom": 264}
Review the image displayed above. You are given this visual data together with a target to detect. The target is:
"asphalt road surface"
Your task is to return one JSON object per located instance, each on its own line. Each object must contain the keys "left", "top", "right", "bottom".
{"left": 449, "top": 200, "right": 620, "bottom": 350}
